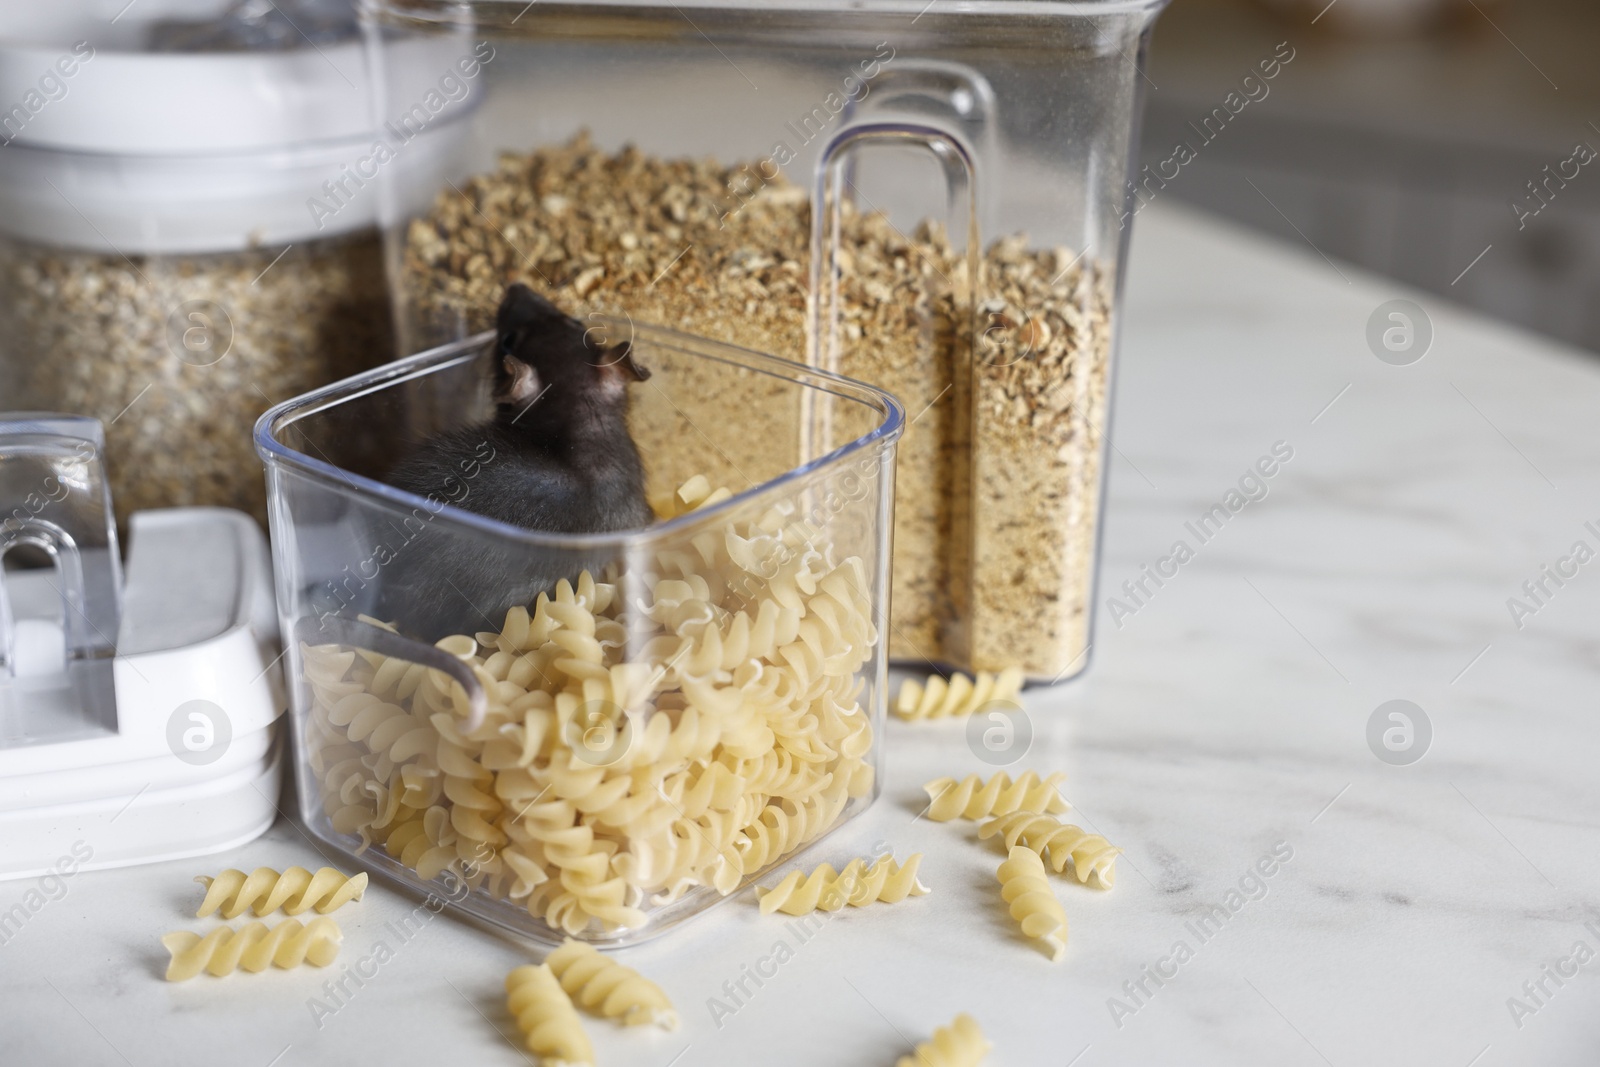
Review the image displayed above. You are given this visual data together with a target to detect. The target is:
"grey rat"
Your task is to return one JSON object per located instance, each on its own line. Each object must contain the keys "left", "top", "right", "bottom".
{"left": 376, "top": 283, "right": 653, "bottom": 639}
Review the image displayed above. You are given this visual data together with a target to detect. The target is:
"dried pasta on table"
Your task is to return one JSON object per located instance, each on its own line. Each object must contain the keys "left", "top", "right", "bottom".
{"left": 979, "top": 812, "right": 1121, "bottom": 889}
{"left": 895, "top": 1012, "right": 991, "bottom": 1067}
{"left": 194, "top": 866, "right": 368, "bottom": 918}
{"left": 921, "top": 771, "right": 1068, "bottom": 822}
{"left": 161, "top": 918, "right": 343, "bottom": 980}
{"left": 997, "top": 846, "right": 1068, "bottom": 962}
{"left": 893, "top": 668, "right": 1024, "bottom": 721}
{"left": 545, "top": 938, "right": 678, "bottom": 1030}
{"left": 756, "top": 854, "right": 928, "bottom": 916}
{"left": 506, "top": 963, "right": 595, "bottom": 1067}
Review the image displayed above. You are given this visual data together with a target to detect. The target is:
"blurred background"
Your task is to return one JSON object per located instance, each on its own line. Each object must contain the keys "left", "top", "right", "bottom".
{"left": 1138, "top": 0, "right": 1599, "bottom": 353}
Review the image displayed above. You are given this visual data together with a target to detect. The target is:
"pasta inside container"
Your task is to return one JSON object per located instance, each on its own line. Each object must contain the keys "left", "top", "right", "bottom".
{"left": 256, "top": 324, "right": 902, "bottom": 945}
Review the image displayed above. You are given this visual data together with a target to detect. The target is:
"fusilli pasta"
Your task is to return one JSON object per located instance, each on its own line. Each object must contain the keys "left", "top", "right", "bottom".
{"left": 300, "top": 476, "right": 880, "bottom": 938}
{"left": 545, "top": 938, "right": 678, "bottom": 1029}
{"left": 506, "top": 963, "right": 595, "bottom": 1066}
{"left": 978, "top": 812, "right": 1120, "bottom": 889}
{"left": 162, "top": 918, "right": 343, "bottom": 980}
{"left": 997, "top": 846, "right": 1067, "bottom": 962}
{"left": 895, "top": 1012, "right": 991, "bottom": 1067}
{"left": 922, "top": 771, "right": 1067, "bottom": 822}
{"left": 893, "top": 668, "right": 1024, "bottom": 721}
{"left": 756, "top": 854, "right": 929, "bottom": 915}
{"left": 194, "top": 867, "right": 368, "bottom": 919}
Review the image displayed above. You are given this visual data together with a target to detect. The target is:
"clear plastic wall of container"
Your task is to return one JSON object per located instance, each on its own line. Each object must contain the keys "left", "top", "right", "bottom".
{"left": 0, "top": 415, "right": 121, "bottom": 747}
{"left": 0, "top": 1, "right": 479, "bottom": 526}
{"left": 256, "top": 325, "right": 902, "bottom": 944}
{"left": 366, "top": 0, "right": 1168, "bottom": 683}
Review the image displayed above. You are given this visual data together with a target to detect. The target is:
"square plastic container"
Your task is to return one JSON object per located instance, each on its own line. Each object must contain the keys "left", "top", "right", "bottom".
{"left": 363, "top": 0, "right": 1167, "bottom": 682}
{"left": 255, "top": 323, "right": 902, "bottom": 944}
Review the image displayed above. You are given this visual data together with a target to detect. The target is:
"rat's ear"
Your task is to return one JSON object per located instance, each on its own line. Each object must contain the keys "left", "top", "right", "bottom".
{"left": 493, "top": 353, "right": 541, "bottom": 406}
{"left": 602, "top": 340, "right": 650, "bottom": 383}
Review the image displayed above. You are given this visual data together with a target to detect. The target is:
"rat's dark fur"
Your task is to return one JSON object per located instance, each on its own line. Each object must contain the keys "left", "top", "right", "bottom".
{"left": 376, "top": 284, "right": 653, "bottom": 639}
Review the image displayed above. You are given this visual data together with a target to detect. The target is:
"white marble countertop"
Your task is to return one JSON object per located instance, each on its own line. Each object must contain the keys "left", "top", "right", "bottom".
{"left": 6, "top": 201, "right": 1600, "bottom": 1066}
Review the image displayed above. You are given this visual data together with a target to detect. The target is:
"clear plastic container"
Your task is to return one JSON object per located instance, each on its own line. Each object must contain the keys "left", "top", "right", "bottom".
{"left": 364, "top": 0, "right": 1168, "bottom": 682}
{"left": 256, "top": 324, "right": 902, "bottom": 944}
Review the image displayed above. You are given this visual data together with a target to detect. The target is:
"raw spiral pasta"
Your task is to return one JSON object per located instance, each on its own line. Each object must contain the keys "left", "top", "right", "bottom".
{"left": 997, "top": 846, "right": 1068, "bottom": 962}
{"left": 382, "top": 804, "right": 460, "bottom": 882}
{"left": 299, "top": 476, "right": 880, "bottom": 938}
{"left": 756, "top": 854, "right": 929, "bottom": 915}
{"left": 734, "top": 776, "right": 852, "bottom": 876}
{"left": 546, "top": 938, "right": 678, "bottom": 1030}
{"left": 194, "top": 866, "right": 368, "bottom": 919}
{"left": 978, "top": 812, "right": 1121, "bottom": 889}
{"left": 506, "top": 963, "right": 595, "bottom": 1067}
{"left": 161, "top": 918, "right": 343, "bottom": 980}
{"left": 922, "top": 771, "right": 1067, "bottom": 822}
{"left": 895, "top": 1013, "right": 991, "bottom": 1067}
{"left": 893, "top": 668, "right": 1024, "bottom": 721}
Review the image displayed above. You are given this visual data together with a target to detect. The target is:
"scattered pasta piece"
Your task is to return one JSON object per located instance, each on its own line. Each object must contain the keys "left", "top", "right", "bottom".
{"left": 757, "top": 853, "right": 929, "bottom": 915}
{"left": 921, "top": 771, "right": 1067, "bottom": 822}
{"left": 195, "top": 866, "right": 368, "bottom": 919}
{"left": 507, "top": 963, "right": 595, "bottom": 1066}
{"left": 979, "top": 812, "right": 1120, "bottom": 889}
{"left": 895, "top": 1012, "right": 991, "bottom": 1067}
{"left": 546, "top": 938, "right": 679, "bottom": 1030}
{"left": 997, "top": 846, "right": 1068, "bottom": 962}
{"left": 894, "top": 668, "right": 1024, "bottom": 721}
{"left": 161, "top": 918, "right": 343, "bottom": 980}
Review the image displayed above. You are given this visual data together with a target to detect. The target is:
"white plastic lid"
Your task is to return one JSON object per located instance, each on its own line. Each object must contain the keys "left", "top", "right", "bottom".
{"left": 0, "top": 1, "right": 480, "bottom": 251}
{"left": 0, "top": 43, "right": 374, "bottom": 154}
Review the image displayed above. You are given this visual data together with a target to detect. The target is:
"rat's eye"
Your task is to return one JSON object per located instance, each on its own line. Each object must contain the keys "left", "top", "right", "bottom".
{"left": 499, "top": 328, "right": 524, "bottom": 354}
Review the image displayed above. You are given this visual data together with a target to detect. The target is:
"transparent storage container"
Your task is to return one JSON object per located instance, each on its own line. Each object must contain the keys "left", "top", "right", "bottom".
{"left": 256, "top": 324, "right": 902, "bottom": 944}
{"left": 365, "top": 0, "right": 1168, "bottom": 682}
{"left": 0, "top": 2, "right": 475, "bottom": 526}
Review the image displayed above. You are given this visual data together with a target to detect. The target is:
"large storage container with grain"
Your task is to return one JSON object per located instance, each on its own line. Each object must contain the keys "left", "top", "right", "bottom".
{"left": 367, "top": 0, "right": 1169, "bottom": 682}
{"left": 0, "top": 2, "right": 472, "bottom": 525}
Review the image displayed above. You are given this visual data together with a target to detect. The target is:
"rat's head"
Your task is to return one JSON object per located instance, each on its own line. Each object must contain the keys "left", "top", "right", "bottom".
{"left": 491, "top": 283, "right": 649, "bottom": 416}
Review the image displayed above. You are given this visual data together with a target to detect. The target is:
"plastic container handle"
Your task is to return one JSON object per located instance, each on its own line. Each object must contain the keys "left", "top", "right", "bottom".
{"left": 294, "top": 615, "right": 489, "bottom": 733}
{"left": 807, "top": 119, "right": 981, "bottom": 372}
{"left": 0, "top": 414, "right": 120, "bottom": 684}
{"left": 0, "top": 519, "right": 86, "bottom": 681}
{"left": 808, "top": 118, "right": 982, "bottom": 663}
{"left": 835, "top": 59, "right": 999, "bottom": 232}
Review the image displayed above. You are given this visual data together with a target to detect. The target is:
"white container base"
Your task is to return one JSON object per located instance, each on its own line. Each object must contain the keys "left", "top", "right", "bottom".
{"left": 0, "top": 738, "right": 282, "bottom": 881}
{"left": 0, "top": 507, "right": 286, "bottom": 882}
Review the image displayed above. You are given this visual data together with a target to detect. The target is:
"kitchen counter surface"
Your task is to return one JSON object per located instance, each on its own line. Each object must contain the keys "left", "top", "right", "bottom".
{"left": 5, "top": 201, "right": 1599, "bottom": 1066}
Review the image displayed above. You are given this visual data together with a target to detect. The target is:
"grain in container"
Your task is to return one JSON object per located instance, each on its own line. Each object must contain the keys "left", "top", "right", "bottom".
{"left": 363, "top": 0, "right": 1169, "bottom": 683}
{"left": 0, "top": 2, "right": 474, "bottom": 525}
{"left": 256, "top": 325, "right": 902, "bottom": 944}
